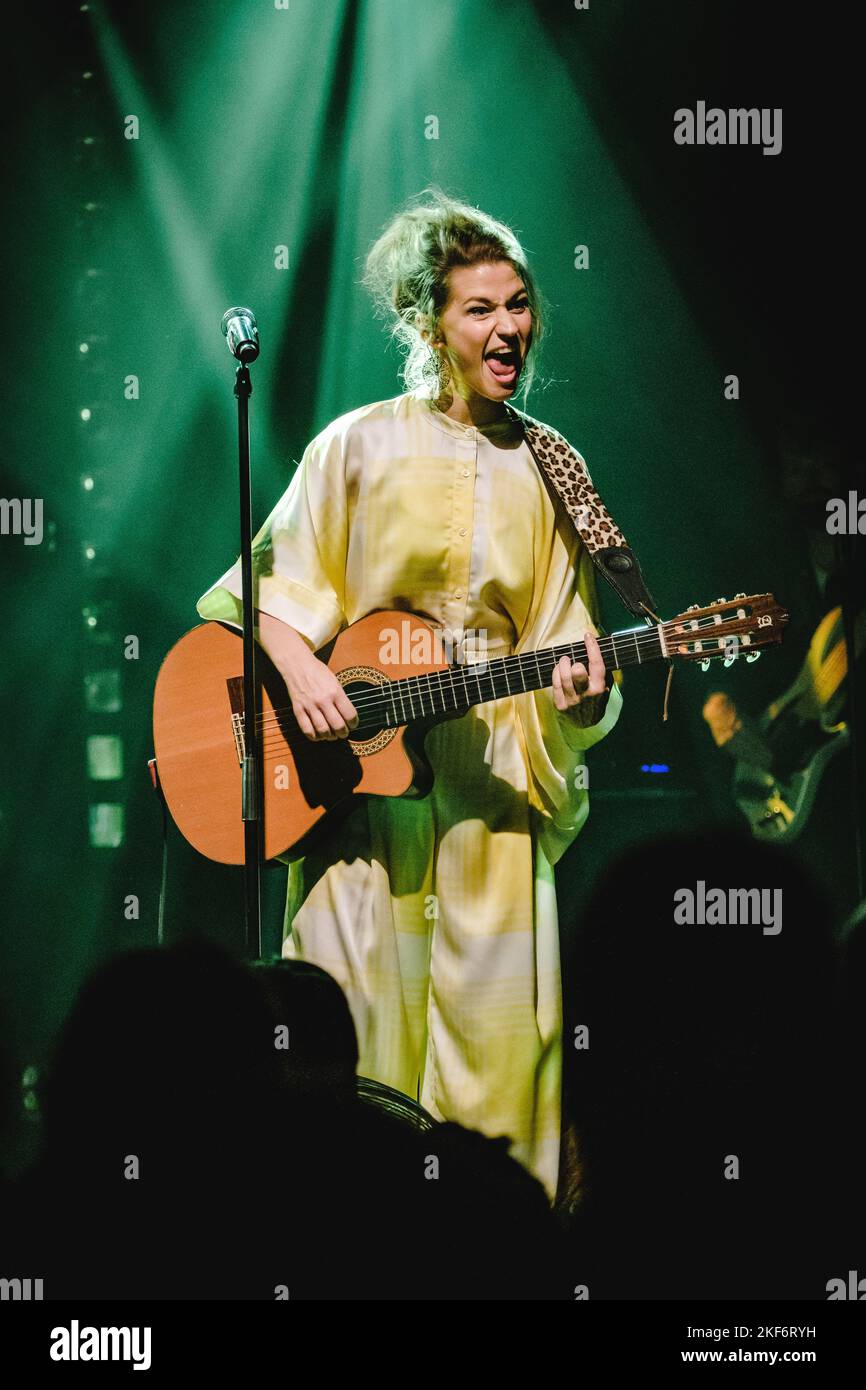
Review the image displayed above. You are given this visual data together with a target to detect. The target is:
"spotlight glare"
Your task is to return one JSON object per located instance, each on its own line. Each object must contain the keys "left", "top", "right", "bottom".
{"left": 88, "top": 803, "right": 124, "bottom": 849}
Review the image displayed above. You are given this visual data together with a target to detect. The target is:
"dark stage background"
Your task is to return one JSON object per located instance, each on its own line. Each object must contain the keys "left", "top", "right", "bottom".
{"left": 1, "top": 0, "right": 860, "bottom": 1157}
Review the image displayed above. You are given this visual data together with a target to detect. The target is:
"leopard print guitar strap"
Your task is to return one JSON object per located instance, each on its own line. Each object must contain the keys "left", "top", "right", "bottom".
{"left": 505, "top": 402, "right": 659, "bottom": 625}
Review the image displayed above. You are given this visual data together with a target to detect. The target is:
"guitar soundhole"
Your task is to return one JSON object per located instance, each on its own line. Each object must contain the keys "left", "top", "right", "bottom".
{"left": 342, "top": 678, "right": 390, "bottom": 748}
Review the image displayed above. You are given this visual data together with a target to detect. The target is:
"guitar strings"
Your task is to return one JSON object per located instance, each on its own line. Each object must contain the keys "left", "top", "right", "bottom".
{"left": 157, "top": 613, "right": 767, "bottom": 741}
{"left": 255, "top": 637, "right": 631, "bottom": 731}
{"left": 250, "top": 617, "right": 762, "bottom": 735}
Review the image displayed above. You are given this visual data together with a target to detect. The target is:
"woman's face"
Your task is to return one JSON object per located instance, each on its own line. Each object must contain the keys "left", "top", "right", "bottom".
{"left": 431, "top": 260, "right": 532, "bottom": 402}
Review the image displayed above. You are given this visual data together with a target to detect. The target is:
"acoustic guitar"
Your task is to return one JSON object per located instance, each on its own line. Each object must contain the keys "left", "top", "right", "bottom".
{"left": 152, "top": 593, "right": 788, "bottom": 865}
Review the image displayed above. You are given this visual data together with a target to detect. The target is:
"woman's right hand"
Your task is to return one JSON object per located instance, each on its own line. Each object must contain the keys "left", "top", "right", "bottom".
{"left": 255, "top": 611, "right": 359, "bottom": 741}
{"left": 284, "top": 652, "right": 359, "bottom": 741}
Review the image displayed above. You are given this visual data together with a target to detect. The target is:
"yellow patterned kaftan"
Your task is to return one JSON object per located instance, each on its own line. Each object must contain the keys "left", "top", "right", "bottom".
{"left": 196, "top": 387, "right": 623, "bottom": 1200}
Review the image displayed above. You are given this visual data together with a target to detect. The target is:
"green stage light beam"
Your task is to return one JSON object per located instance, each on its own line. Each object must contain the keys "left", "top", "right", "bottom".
{"left": 86, "top": 1, "right": 351, "bottom": 545}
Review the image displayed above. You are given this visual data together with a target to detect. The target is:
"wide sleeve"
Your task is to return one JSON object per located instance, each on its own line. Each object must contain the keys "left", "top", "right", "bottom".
{"left": 195, "top": 425, "right": 348, "bottom": 653}
{"left": 512, "top": 524, "right": 623, "bottom": 869}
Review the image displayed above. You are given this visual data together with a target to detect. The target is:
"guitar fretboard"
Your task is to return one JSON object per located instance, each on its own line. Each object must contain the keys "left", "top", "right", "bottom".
{"left": 355, "top": 627, "right": 663, "bottom": 732}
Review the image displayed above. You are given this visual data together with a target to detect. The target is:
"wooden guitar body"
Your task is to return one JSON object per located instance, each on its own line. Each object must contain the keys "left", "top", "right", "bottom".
{"left": 152, "top": 611, "right": 447, "bottom": 865}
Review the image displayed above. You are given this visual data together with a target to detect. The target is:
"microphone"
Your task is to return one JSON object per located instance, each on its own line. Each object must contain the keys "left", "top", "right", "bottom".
{"left": 221, "top": 306, "right": 260, "bottom": 363}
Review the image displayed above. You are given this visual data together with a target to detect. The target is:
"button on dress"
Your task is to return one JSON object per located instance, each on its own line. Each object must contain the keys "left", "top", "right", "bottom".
{"left": 197, "top": 388, "right": 623, "bottom": 1200}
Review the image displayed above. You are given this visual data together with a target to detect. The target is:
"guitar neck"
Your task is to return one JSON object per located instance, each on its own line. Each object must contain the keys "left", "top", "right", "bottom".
{"left": 370, "top": 625, "right": 663, "bottom": 730}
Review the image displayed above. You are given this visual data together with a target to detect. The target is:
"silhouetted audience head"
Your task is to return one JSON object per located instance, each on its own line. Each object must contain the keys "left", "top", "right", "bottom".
{"left": 39, "top": 941, "right": 283, "bottom": 1185}
{"left": 561, "top": 827, "right": 857, "bottom": 1298}
{"left": 250, "top": 958, "right": 358, "bottom": 1097}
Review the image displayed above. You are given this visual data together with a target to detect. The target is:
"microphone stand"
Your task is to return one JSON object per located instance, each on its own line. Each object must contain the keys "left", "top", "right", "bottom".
{"left": 235, "top": 361, "right": 262, "bottom": 958}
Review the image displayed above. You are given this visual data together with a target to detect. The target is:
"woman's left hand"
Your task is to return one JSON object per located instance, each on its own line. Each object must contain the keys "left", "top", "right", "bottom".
{"left": 552, "top": 631, "right": 609, "bottom": 727}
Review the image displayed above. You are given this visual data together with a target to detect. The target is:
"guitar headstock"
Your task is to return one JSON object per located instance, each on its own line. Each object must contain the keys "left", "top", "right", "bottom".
{"left": 664, "top": 593, "right": 789, "bottom": 669}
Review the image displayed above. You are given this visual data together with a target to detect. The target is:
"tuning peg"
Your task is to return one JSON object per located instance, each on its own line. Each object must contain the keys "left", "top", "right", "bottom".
{"left": 686, "top": 604, "right": 700, "bottom": 612}
{"left": 723, "top": 653, "right": 737, "bottom": 668}
{"left": 714, "top": 597, "right": 727, "bottom": 604}
{"left": 734, "top": 591, "right": 746, "bottom": 599}
{"left": 746, "top": 650, "right": 762, "bottom": 663}
{"left": 700, "top": 658, "right": 712, "bottom": 672}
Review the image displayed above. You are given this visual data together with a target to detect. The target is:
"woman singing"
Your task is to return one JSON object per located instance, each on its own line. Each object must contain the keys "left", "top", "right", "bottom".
{"left": 197, "top": 188, "right": 623, "bottom": 1202}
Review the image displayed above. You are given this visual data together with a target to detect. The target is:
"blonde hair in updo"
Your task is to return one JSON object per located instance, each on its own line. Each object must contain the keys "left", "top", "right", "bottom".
{"left": 362, "top": 186, "right": 547, "bottom": 405}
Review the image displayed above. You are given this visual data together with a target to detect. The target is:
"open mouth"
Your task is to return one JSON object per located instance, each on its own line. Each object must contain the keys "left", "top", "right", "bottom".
{"left": 484, "top": 348, "right": 521, "bottom": 386}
